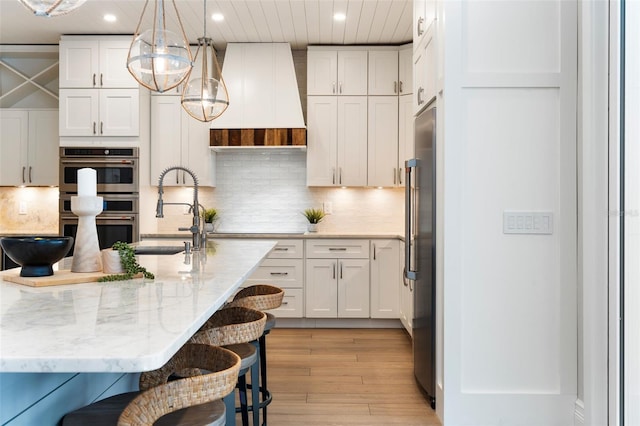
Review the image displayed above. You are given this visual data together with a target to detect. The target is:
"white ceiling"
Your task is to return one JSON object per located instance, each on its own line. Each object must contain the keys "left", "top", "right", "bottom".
{"left": 0, "top": 0, "right": 413, "bottom": 49}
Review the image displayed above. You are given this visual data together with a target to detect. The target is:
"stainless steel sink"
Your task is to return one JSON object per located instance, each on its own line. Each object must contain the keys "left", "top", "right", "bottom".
{"left": 133, "top": 246, "right": 184, "bottom": 255}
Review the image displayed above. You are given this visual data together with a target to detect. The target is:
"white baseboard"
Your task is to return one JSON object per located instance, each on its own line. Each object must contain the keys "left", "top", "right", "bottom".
{"left": 574, "top": 399, "right": 585, "bottom": 425}
{"left": 276, "top": 318, "right": 402, "bottom": 328}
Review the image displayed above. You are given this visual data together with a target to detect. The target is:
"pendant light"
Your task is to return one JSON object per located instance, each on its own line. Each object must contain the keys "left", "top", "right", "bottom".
{"left": 181, "top": 0, "right": 229, "bottom": 122}
{"left": 127, "top": 0, "right": 193, "bottom": 93}
{"left": 18, "top": 0, "right": 87, "bottom": 17}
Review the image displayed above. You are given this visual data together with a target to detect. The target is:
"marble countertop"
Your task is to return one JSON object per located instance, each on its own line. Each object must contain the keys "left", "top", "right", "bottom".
{"left": 143, "top": 232, "right": 404, "bottom": 240}
{"left": 0, "top": 239, "right": 276, "bottom": 373}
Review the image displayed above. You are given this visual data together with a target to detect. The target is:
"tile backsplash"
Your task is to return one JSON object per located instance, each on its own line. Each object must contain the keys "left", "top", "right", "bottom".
{"left": 141, "top": 150, "right": 404, "bottom": 235}
{"left": 0, "top": 187, "right": 59, "bottom": 234}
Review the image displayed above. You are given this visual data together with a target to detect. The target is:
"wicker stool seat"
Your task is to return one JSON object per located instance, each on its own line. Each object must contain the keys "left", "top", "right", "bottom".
{"left": 226, "top": 285, "right": 284, "bottom": 426}
{"left": 63, "top": 344, "right": 240, "bottom": 426}
{"left": 191, "top": 306, "right": 267, "bottom": 426}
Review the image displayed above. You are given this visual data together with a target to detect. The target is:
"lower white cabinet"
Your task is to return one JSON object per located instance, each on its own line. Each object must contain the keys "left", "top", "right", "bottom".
{"left": 243, "top": 240, "right": 304, "bottom": 318}
{"left": 370, "top": 239, "right": 400, "bottom": 319}
{"left": 0, "top": 109, "right": 58, "bottom": 186}
{"left": 398, "top": 241, "right": 414, "bottom": 335}
{"left": 150, "top": 95, "right": 215, "bottom": 187}
{"left": 305, "top": 240, "right": 370, "bottom": 318}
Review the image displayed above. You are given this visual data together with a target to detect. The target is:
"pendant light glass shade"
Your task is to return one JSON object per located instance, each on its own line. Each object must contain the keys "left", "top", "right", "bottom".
{"left": 127, "top": 0, "right": 192, "bottom": 93}
{"left": 18, "top": 0, "right": 87, "bottom": 17}
{"left": 181, "top": 37, "right": 229, "bottom": 122}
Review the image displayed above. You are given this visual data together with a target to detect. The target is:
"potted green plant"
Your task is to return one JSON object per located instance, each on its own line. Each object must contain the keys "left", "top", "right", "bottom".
{"left": 202, "top": 208, "right": 218, "bottom": 232}
{"left": 303, "top": 208, "right": 325, "bottom": 232}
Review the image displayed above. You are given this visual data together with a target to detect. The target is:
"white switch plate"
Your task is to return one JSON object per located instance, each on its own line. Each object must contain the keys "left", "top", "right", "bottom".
{"left": 323, "top": 201, "right": 333, "bottom": 215}
{"left": 19, "top": 201, "right": 27, "bottom": 215}
{"left": 503, "top": 211, "right": 553, "bottom": 235}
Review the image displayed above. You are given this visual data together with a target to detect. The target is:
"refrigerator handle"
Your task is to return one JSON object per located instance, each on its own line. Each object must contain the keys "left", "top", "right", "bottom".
{"left": 404, "top": 159, "right": 418, "bottom": 281}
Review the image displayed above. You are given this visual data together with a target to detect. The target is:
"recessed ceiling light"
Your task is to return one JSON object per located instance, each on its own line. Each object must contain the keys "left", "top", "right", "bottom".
{"left": 334, "top": 13, "right": 346, "bottom": 21}
{"left": 211, "top": 13, "right": 224, "bottom": 22}
{"left": 103, "top": 14, "right": 116, "bottom": 22}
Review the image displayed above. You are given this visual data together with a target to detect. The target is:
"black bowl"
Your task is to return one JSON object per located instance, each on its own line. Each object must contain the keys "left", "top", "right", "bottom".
{"left": 0, "top": 236, "right": 74, "bottom": 277}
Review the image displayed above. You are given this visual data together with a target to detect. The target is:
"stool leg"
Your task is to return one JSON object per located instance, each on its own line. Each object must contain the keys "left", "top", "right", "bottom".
{"left": 259, "top": 333, "right": 268, "bottom": 426}
{"left": 238, "top": 374, "right": 249, "bottom": 426}
{"left": 251, "top": 342, "right": 261, "bottom": 426}
{"left": 224, "top": 392, "right": 236, "bottom": 426}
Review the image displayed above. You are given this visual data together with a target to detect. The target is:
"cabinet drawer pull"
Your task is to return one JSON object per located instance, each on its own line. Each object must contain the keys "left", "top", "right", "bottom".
{"left": 339, "top": 82, "right": 343, "bottom": 94}
{"left": 393, "top": 168, "right": 397, "bottom": 185}
{"left": 22, "top": 166, "right": 26, "bottom": 183}
{"left": 328, "top": 247, "right": 347, "bottom": 251}
{"left": 93, "top": 73, "right": 96, "bottom": 87}
{"left": 274, "top": 247, "right": 289, "bottom": 251}
{"left": 100, "top": 121, "right": 104, "bottom": 134}
{"left": 340, "top": 261, "right": 343, "bottom": 279}
{"left": 373, "top": 244, "right": 376, "bottom": 260}
{"left": 417, "top": 17, "right": 425, "bottom": 36}
{"left": 100, "top": 73, "right": 103, "bottom": 87}
{"left": 333, "top": 263, "right": 336, "bottom": 279}
{"left": 399, "top": 81, "right": 404, "bottom": 93}
{"left": 28, "top": 166, "right": 32, "bottom": 183}
{"left": 282, "top": 301, "right": 289, "bottom": 306}
{"left": 332, "top": 82, "right": 336, "bottom": 94}
{"left": 399, "top": 168, "right": 403, "bottom": 184}
{"left": 339, "top": 167, "right": 342, "bottom": 185}
{"left": 93, "top": 122, "right": 97, "bottom": 135}
{"left": 332, "top": 167, "right": 336, "bottom": 185}
{"left": 417, "top": 87, "right": 425, "bottom": 105}
{"left": 270, "top": 272, "right": 289, "bottom": 276}
{"left": 394, "top": 81, "right": 398, "bottom": 94}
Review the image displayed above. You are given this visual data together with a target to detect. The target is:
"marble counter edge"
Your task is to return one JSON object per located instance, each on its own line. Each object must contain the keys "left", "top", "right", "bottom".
{"left": 142, "top": 233, "right": 404, "bottom": 240}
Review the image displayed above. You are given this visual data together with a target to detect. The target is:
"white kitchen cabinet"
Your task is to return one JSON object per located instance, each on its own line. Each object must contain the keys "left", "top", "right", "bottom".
{"left": 305, "top": 240, "right": 370, "bottom": 318}
{"left": 59, "top": 88, "right": 139, "bottom": 137}
{"left": 367, "top": 96, "right": 399, "bottom": 187}
{"left": 398, "top": 46, "right": 413, "bottom": 95}
{"left": 413, "top": 0, "right": 436, "bottom": 51}
{"left": 150, "top": 95, "right": 215, "bottom": 187}
{"left": 243, "top": 240, "right": 304, "bottom": 318}
{"left": 398, "top": 94, "right": 414, "bottom": 187}
{"left": 370, "top": 239, "right": 400, "bottom": 319}
{"left": 307, "top": 49, "right": 368, "bottom": 96}
{"left": 307, "top": 96, "right": 367, "bottom": 187}
{"left": 59, "top": 37, "right": 137, "bottom": 89}
{"left": 398, "top": 241, "right": 413, "bottom": 335}
{"left": 0, "top": 109, "right": 58, "bottom": 186}
{"left": 368, "top": 51, "right": 398, "bottom": 96}
{"left": 413, "top": 26, "right": 437, "bottom": 115}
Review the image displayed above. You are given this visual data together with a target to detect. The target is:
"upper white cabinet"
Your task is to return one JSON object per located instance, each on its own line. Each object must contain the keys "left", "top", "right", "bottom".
{"left": 0, "top": 109, "right": 58, "bottom": 186}
{"left": 59, "top": 37, "right": 138, "bottom": 89}
{"left": 307, "top": 96, "right": 367, "bottom": 187}
{"left": 150, "top": 95, "right": 215, "bottom": 187}
{"left": 367, "top": 96, "right": 399, "bottom": 187}
{"left": 370, "top": 239, "right": 400, "bottom": 319}
{"left": 398, "top": 46, "right": 413, "bottom": 95}
{"left": 368, "top": 51, "right": 398, "bottom": 96}
{"left": 413, "top": 26, "right": 437, "bottom": 115}
{"left": 307, "top": 49, "right": 368, "bottom": 96}
{"left": 413, "top": 0, "right": 436, "bottom": 49}
{"left": 59, "top": 88, "right": 139, "bottom": 137}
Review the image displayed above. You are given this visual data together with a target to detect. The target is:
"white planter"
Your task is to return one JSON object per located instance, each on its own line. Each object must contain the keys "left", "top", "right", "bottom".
{"left": 308, "top": 223, "right": 318, "bottom": 232}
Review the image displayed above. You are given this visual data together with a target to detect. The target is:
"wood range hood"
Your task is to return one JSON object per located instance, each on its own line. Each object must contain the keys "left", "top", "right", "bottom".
{"left": 210, "top": 43, "right": 306, "bottom": 148}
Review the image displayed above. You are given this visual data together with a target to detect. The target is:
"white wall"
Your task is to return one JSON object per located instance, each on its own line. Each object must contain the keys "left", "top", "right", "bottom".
{"left": 440, "top": 1, "right": 578, "bottom": 424}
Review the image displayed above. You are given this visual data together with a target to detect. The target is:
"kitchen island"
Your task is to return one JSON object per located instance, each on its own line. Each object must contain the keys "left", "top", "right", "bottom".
{"left": 0, "top": 239, "right": 276, "bottom": 424}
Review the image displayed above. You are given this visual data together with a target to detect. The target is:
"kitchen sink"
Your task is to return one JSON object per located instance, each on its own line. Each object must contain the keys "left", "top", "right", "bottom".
{"left": 133, "top": 246, "right": 184, "bottom": 255}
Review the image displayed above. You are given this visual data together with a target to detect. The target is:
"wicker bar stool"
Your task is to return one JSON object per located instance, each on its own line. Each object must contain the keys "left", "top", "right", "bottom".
{"left": 62, "top": 343, "right": 240, "bottom": 426}
{"left": 191, "top": 306, "right": 267, "bottom": 426}
{"left": 226, "top": 285, "right": 284, "bottom": 426}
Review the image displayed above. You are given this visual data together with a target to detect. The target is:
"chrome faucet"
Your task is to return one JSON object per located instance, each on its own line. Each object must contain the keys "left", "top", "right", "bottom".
{"left": 156, "top": 166, "right": 204, "bottom": 250}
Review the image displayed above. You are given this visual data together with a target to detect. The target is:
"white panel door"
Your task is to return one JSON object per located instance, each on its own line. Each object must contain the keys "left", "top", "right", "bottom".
{"left": 398, "top": 94, "right": 414, "bottom": 188}
{"left": 307, "top": 50, "right": 338, "bottom": 95}
{"left": 59, "top": 40, "right": 99, "bottom": 88}
{"left": 399, "top": 47, "right": 414, "bottom": 95}
{"left": 337, "top": 259, "right": 370, "bottom": 318}
{"left": 337, "top": 51, "right": 368, "bottom": 95}
{"left": 337, "top": 96, "right": 367, "bottom": 186}
{"left": 99, "top": 40, "right": 138, "bottom": 88}
{"left": 368, "top": 96, "right": 399, "bottom": 187}
{"left": 370, "top": 240, "right": 400, "bottom": 319}
{"left": 99, "top": 89, "right": 139, "bottom": 136}
{"left": 305, "top": 259, "right": 338, "bottom": 318}
{"left": 368, "top": 51, "right": 399, "bottom": 95}
{"left": 183, "top": 108, "right": 215, "bottom": 187}
{"left": 307, "top": 96, "right": 338, "bottom": 186}
{"left": 59, "top": 89, "right": 99, "bottom": 136}
{"left": 27, "top": 110, "right": 58, "bottom": 186}
{"left": 150, "top": 95, "right": 182, "bottom": 186}
{"left": 0, "top": 110, "right": 28, "bottom": 185}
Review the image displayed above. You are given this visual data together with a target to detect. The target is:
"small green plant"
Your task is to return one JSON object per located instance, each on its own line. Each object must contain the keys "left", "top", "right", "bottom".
{"left": 303, "top": 208, "right": 325, "bottom": 224}
{"left": 98, "top": 241, "right": 155, "bottom": 282}
{"left": 202, "top": 208, "right": 218, "bottom": 223}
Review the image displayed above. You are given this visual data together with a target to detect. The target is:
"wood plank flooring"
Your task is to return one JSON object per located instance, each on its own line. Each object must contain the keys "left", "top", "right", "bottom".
{"left": 255, "top": 328, "right": 441, "bottom": 426}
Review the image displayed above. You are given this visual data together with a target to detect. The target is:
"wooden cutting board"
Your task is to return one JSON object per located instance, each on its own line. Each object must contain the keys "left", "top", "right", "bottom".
{"left": 0, "top": 269, "right": 132, "bottom": 287}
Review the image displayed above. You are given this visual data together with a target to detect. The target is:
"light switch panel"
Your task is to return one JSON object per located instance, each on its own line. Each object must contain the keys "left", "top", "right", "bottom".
{"left": 503, "top": 211, "right": 553, "bottom": 235}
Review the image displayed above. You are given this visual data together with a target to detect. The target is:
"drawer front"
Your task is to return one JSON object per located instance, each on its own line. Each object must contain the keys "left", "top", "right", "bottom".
{"left": 305, "top": 239, "right": 370, "bottom": 259}
{"left": 244, "top": 259, "right": 303, "bottom": 288}
{"left": 269, "top": 288, "right": 304, "bottom": 318}
{"left": 268, "top": 240, "right": 303, "bottom": 259}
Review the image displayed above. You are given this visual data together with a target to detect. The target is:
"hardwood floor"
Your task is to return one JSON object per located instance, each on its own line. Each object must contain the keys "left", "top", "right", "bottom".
{"left": 255, "top": 328, "right": 441, "bottom": 426}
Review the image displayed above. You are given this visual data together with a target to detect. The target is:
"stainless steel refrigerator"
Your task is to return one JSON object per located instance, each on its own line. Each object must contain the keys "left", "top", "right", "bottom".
{"left": 404, "top": 103, "right": 436, "bottom": 409}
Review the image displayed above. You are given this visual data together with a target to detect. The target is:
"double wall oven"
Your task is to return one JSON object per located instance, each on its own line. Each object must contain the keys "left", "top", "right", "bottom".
{"left": 59, "top": 147, "right": 140, "bottom": 253}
